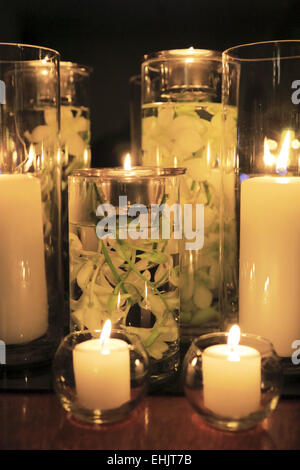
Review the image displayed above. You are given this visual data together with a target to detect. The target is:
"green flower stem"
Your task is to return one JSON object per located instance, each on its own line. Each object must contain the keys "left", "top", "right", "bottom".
{"left": 101, "top": 240, "right": 127, "bottom": 295}
{"left": 89, "top": 258, "right": 104, "bottom": 305}
{"left": 116, "top": 238, "right": 173, "bottom": 348}
{"left": 101, "top": 240, "right": 135, "bottom": 316}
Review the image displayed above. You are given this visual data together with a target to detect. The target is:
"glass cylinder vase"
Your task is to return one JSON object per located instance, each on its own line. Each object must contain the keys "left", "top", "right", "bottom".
{"left": 129, "top": 74, "right": 141, "bottom": 165}
{"left": 68, "top": 166, "right": 185, "bottom": 385}
{"left": 0, "top": 43, "right": 63, "bottom": 370}
{"left": 141, "top": 49, "right": 237, "bottom": 341}
{"left": 59, "top": 62, "right": 92, "bottom": 317}
{"left": 222, "top": 40, "right": 300, "bottom": 368}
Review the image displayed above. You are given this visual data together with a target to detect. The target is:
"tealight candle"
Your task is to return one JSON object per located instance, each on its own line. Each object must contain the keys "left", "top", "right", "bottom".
{"left": 202, "top": 325, "right": 261, "bottom": 418}
{"left": 73, "top": 320, "right": 130, "bottom": 410}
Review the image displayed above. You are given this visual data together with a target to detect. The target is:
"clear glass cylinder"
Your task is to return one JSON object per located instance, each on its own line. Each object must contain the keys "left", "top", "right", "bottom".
{"left": 222, "top": 40, "right": 300, "bottom": 362}
{"left": 0, "top": 43, "right": 63, "bottom": 369}
{"left": 129, "top": 74, "right": 141, "bottom": 165}
{"left": 60, "top": 62, "right": 92, "bottom": 186}
{"left": 68, "top": 166, "right": 185, "bottom": 384}
{"left": 141, "top": 49, "right": 236, "bottom": 340}
{"left": 59, "top": 62, "right": 92, "bottom": 308}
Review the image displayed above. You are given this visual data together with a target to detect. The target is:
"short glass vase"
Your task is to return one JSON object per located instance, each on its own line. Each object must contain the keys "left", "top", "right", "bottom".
{"left": 53, "top": 328, "right": 149, "bottom": 424}
{"left": 183, "top": 332, "right": 282, "bottom": 431}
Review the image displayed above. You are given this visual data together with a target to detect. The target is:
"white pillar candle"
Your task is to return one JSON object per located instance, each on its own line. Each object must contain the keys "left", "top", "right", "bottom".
{"left": 202, "top": 326, "right": 261, "bottom": 418}
{"left": 239, "top": 176, "right": 300, "bottom": 357}
{"left": 73, "top": 337, "right": 131, "bottom": 410}
{"left": 0, "top": 174, "right": 48, "bottom": 345}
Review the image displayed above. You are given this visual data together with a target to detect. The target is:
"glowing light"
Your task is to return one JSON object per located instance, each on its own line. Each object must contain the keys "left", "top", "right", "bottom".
{"left": 206, "top": 143, "right": 211, "bottom": 166}
{"left": 292, "top": 139, "right": 300, "bottom": 150}
{"left": 263, "top": 138, "right": 276, "bottom": 166}
{"left": 24, "top": 145, "right": 35, "bottom": 172}
{"left": 228, "top": 324, "right": 240, "bottom": 348}
{"left": 228, "top": 324, "right": 241, "bottom": 362}
{"left": 83, "top": 148, "right": 90, "bottom": 165}
{"left": 123, "top": 153, "right": 132, "bottom": 170}
{"left": 99, "top": 319, "right": 112, "bottom": 351}
{"left": 263, "top": 131, "right": 292, "bottom": 175}
{"left": 276, "top": 131, "right": 291, "bottom": 175}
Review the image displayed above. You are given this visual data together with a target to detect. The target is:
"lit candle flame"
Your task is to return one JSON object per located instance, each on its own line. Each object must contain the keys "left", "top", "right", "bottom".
{"left": 228, "top": 324, "right": 240, "bottom": 348}
{"left": 123, "top": 153, "right": 132, "bottom": 170}
{"left": 83, "top": 148, "right": 90, "bottom": 166}
{"left": 263, "top": 131, "right": 291, "bottom": 175}
{"left": 99, "top": 319, "right": 111, "bottom": 350}
{"left": 185, "top": 47, "right": 195, "bottom": 64}
{"left": 276, "top": 131, "right": 291, "bottom": 175}
{"left": 227, "top": 324, "right": 241, "bottom": 361}
{"left": 24, "top": 145, "right": 36, "bottom": 172}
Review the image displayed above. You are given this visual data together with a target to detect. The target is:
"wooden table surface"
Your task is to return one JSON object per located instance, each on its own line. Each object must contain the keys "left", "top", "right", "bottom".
{"left": 1, "top": 392, "right": 300, "bottom": 450}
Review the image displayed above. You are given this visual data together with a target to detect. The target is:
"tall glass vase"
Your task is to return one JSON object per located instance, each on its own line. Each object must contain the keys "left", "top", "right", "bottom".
{"left": 68, "top": 166, "right": 185, "bottom": 385}
{"left": 0, "top": 43, "right": 63, "bottom": 370}
{"left": 141, "top": 49, "right": 237, "bottom": 341}
{"left": 129, "top": 74, "right": 141, "bottom": 164}
{"left": 59, "top": 62, "right": 92, "bottom": 316}
{"left": 222, "top": 41, "right": 300, "bottom": 368}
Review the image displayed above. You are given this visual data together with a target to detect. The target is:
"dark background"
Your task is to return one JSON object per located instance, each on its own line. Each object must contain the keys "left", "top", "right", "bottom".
{"left": 1, "top": 0, "right": 299, "bottom": 166}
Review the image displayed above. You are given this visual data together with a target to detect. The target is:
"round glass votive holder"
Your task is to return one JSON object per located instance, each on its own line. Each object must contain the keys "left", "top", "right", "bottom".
{"left": 182, "top": 332, "right": 282, "bottom": 431}
{"left": 53, "top": 328, "right": 149, "bottom": 424}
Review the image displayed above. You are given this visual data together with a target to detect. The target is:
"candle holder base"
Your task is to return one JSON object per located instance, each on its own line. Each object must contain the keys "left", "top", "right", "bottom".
{"left": 182, "top": 332, "right": 282, "bottom": 431}
{"left": 65, "top": 401, "right": 139, "bottom": 425}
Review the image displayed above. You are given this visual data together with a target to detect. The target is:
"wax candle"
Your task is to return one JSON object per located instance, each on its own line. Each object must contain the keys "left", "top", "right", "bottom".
{"left": 239, "top": 176, "right": 300, "bottom": 357}
{"left": 202, "top": 325, "right": 261, "bottom": 418}
{"left": 73, "top": 322, "right": 131, "bottom": 410}
{"left": 0, "top": 174, "right": 48, "bottom": 344}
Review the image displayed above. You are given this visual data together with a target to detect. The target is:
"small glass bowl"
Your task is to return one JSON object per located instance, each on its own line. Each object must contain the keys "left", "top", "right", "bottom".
{"left": 53, "top": 329, "right": 149, "bottom": 424}
{"left": 182, "top": 332, "right": 282, "bottom": 431}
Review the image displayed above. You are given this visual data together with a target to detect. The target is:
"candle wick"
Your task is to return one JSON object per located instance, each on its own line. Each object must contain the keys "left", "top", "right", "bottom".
{"left": 228, "top": 345, "right": 240, "bottom": 362}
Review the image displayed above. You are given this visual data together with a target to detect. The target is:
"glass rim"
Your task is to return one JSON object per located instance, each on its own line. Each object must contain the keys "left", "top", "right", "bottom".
{"left": 143, "top": 48, "right": 222, "bottom": 64}
{"left": 223, "top": 39, "right": 300, "bottom": 62}
{"left": 70, "top": 166, "right": 186, "bottom": 179}
{"left": 59, "top": 328, "right": 145, "bottom": 351}
{"left": 60, "top": 61, "right": 93, "bottom": 75}
{"left": 0, "top": 42, "right": 60, "bottom": 63}
{"left": 191, "top": 330, "right": 275, "bottom": 352}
